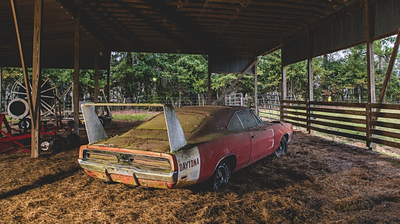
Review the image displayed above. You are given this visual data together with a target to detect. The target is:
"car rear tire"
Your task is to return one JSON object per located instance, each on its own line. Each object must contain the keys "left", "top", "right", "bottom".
{"left": 275, "top": 135, "right": 288, "bottom": 157}
{"left": 212, "top": 159, "right": 231, "bottom": 191}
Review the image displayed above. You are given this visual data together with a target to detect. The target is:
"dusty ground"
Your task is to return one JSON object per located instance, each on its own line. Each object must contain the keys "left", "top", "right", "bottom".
{"left": 0, "top": 121, "right": 399, "bottom": 223}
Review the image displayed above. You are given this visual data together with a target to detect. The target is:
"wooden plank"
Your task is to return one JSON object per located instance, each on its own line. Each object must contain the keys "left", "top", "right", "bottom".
{"left": 371, "top": 138, "right": 400, "bottom": 149}
{"left": 310, "top": 101, "right": 366, "bottom": 108}
{"left": 280, "top": 105, "right": 307, "bottom": 110}
{"left": 30, "top": 0, "right": 43, "bottom": 159}
{"left": 282, "top": 110, "right": 307, "bottom": 117}
{"left": 283, "top": 120, "right": 308, "bottom": 129}
{"left": 371, "top": 129, "right": 400, "bottom": 140}
{"left": 282, "top": 115, "right": 308, "bottom": 123}
{"left": 311, "top": 120, "right": 366, "bottom": 133}
{"left": 311, "top": 107, "right": 366, "bottom": 116}
{"left": 310, "top": 126, "right": 367, "bottom": 141}
{"left": 369, "top": 103, "right": 400, "bottom": 110}
{"left": 73, "top": 13, "right": 80, "bottom": 135}
{"left": 370, "top": 112, "right": 400, "bottom": 120}
{"left": 371, "top": 120, "right": 400, "bottom": 129}
{"left": 281, "top": 100, "right": 307, "bottom": 104}
{"left": 311, "top": 113, "right": 366, "bottom": 124}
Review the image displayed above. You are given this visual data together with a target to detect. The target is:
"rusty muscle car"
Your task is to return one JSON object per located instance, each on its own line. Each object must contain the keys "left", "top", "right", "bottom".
{"left": 78, "top": 105, "right": 293, "bottom": 191}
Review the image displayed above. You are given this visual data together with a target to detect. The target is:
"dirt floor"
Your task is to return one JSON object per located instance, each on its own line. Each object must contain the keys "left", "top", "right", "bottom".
{"left": 1, "top": 121, "right": 400, "bottom": 223}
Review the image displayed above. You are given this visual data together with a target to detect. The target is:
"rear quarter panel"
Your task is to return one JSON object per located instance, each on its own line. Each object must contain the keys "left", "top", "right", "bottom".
{"left": 196, "top": 132, "right": 251, "bottom": 183}
{"left": 272, "top": 122, "right": 293, "bottom": 148}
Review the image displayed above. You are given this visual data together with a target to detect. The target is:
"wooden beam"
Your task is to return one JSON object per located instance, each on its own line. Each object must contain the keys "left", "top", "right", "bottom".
{"left": 281, "top": 43, "right": 287, "bottom": 100}
{"left": 307, "top": 25, "right": 314, "bottom": 101}
{"left": 10, "top": 0, "right": 33, "bottom": 115}
{"left": 281, "top": 42, "right": 287, "bottom": 122}
{"left": 94, "top": 38, "right": 99, "bottom": 114}
{"left": 254, "top": 58, "right": 258, "bottom": 114}
{"left": 106, "top": 50, "right": 111, "bottom": 114}
{"left": 377, "top": 26, "right": 400, "bottom": 104}
{"left": 365, "top": 0, "right": 376, "bottom": 105}
{"left": 372, "top": 26, "right": 400, "bottom": 124}
{"left": 365, "top": 0, "right": 376, "bottom": 149}
{"left": 212, "top": 60, "right": 257, "bottom": 105}
{"left": 73, "top": 13, "right": 80, "bottom": 135}
{"left": 30, "top": 0, "right": 43, "bottom": 158}
{"left": 207, "top": 61, "right": 211, "bottom": 105}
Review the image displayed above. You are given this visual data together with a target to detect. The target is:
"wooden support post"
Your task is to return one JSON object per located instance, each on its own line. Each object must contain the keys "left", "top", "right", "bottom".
{"left": 307, "top": 26, "right": 314, "bottom": 134}
{"left": 281, "top": 42, "right": 287, "bottom": 121}
{"left": 73, "top": 13, "right": 80, "bottom": 135}
{"left": 365, "top": 0, "right": 376, "bottom": 149}
{"left": 207, "top": 59, "right": 211, "bottom": 105}
{"left": 307, "top": 25, "right": 314, "bottom": 101}
{"left": 308, "top": 59, "right": 314, "bottom": 101}
{"left": 281, "top": 43, "right": 287, "bottom": 100}
{"left": 213, "top": 60, "right": 257, "bottom": 105}
{"left": 106, "top": 50, "right": 111, "bottom": 116}
{"left": 254, "top": 58, "right": 258, "bottom": 114}
{"left": 365, "top": 0, "right": 376, "bottom": 105}
{"left": 30, "top": 0, "right": 43, "bottom": 158}
{"left": 94, "top": 39, "right": 99, "bottom": 114}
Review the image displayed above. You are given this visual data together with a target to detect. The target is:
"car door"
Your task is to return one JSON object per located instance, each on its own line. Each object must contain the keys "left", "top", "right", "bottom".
{"left": 226, "top": 112, "right": 253, "bottom": 170}
{"left": 249, "top": 123, "right": 275, "bottom": 164}
{"left": 236, "top": 110, "right": 275, "bottom": 164}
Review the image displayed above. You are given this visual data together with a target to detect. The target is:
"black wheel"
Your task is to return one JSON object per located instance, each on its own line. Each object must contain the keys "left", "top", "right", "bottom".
{"left": 212, "top": 160, "right": 231, "bottom": 192}
{"left": 275, "top": 136, "right": 288, "bottom": 157}
{"left": 66, "top": 133, "right": 80, "bottom": 148}
{"left": 18, "top": 118, "right": 31, "bottom": 130}
{"left": 40, "top": 140, "right": 51, "bottom": 152}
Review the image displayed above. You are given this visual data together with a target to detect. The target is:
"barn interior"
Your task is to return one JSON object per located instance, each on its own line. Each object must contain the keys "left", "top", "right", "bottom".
{"left": 0, "top": 0, "right": 399, "bottom": 156}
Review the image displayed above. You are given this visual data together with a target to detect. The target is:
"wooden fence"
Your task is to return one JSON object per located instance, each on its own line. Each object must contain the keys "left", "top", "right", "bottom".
{"left": 280, "top": 100, "right": 400, "bottom": 149}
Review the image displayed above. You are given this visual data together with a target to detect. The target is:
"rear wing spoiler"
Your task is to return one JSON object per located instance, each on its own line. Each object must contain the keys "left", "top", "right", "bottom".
{"left": 81, "top": 103, "right": 187, "bottom": 152}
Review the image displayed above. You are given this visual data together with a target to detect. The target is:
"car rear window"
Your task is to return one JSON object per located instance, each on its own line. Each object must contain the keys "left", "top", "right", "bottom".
{"left": 136, "top": 112, "right": 206, "bottom": 133}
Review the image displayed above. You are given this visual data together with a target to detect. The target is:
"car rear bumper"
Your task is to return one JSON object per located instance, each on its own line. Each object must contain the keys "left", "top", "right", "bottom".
{"left": 78, "top": 159, "right": 177, "bottom": 189}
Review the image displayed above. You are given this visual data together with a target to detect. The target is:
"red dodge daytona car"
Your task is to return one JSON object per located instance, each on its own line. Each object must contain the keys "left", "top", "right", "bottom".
{"left": 78, "top": 105, "right": 293, "bottom": 191}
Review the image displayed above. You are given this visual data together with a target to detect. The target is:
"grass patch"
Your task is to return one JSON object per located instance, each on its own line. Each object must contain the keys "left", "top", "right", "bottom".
{"left": 112, "top": 114, "right": 153, "bottom": 121}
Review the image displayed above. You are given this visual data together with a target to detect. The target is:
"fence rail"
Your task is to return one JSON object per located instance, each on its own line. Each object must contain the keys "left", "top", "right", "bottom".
{"left": 280, "top": 100, "right": 400, "bottom": 149}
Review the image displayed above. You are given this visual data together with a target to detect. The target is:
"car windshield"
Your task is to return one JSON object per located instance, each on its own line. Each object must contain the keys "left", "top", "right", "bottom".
{"left": 136, "top": 112, "right": 206, "bottom": 133}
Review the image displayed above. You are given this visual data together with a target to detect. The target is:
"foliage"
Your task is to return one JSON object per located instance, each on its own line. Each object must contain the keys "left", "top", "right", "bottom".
{"left": 1, "top": 36, "right": 399, "bottom": 107}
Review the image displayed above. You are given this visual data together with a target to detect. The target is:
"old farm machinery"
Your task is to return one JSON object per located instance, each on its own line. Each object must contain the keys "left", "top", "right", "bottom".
{"left": 0, "top": 75, "right": 79, "bottom": 154}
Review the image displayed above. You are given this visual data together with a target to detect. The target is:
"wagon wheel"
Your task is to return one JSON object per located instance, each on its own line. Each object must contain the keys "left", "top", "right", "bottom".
{"left": 10, "top": 75, "right": 58, "bottom": 117}
{"left": 211, "top": 159, "right": 231, "bottom": 191}
{"left": 275, "top": 136, "right": 288, "bottom": 157}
